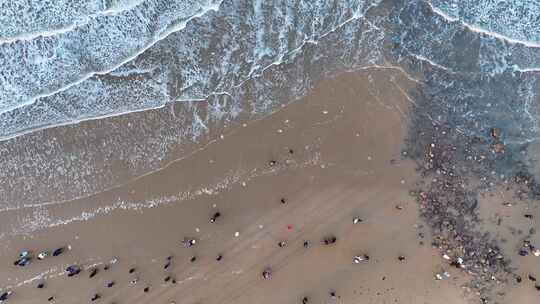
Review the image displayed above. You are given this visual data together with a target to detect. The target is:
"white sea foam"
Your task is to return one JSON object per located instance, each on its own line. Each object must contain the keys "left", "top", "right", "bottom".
{"left": 3, "top": 149, "right": 322, "bottom": 238}
{"left": 428, "top": 1, "right": 540, "bottom": 48}
{"left": 0, "top": 0, "right": 224, "bottom": 116}
{"left": 0, "top": 0, "right": 381, "bottom": 141}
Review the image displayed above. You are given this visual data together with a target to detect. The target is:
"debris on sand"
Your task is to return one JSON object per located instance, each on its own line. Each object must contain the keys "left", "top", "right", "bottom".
{"left": 352, "top": 217, "right": 362, "bottom": 224}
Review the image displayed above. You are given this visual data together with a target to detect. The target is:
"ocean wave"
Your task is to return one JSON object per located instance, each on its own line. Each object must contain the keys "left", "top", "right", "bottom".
{"left": 430, "top": 0, "right": 540, "bottom": 46}
{"left": 3, "top": 0, "right": 540, "bottom": 218}
{"left": 0, "top": 0, "right": 223, "bottom": 116}
{"left": 0, "top": 0, "right": 379, "bottom": 140}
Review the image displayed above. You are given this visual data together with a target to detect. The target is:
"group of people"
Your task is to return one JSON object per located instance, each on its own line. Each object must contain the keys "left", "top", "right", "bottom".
{"left": 1, "top": 193, "right": 359, "bottom": 304}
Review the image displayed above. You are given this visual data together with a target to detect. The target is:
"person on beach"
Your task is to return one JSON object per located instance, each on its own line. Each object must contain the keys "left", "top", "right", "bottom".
{"left": 210, "top": 212, "right": 221, "bottom": 223}
{"left": 52, "top": 247, "right": 64, "bottom": 257}
{"left": 14, "top": 257, "right": 31, "bottom": 267}
{"left": 182, "top": 238, "right": 196, "bottom": 248}
{"left": 322, "top": 236, "right": 337, "bottom": 245}
{"left": 91, "top": 293, "right": 101, "bottom": 301}
{"left": 0, "top": 291, "right": 12, "bottom": 302}
{"left": 278, "top": 241, "right": 287, "bottom": 248}
{"left": 89, "top": 268, "right": 98, "bottom": 278}
{"left": 37, "top": 251, "right": 49, "bottom": 260}
{"left": 262, "top": 267, "right": 272, "bottom": 279}
{"left": 66, "top": 265, "right": 81, "bottom": 277}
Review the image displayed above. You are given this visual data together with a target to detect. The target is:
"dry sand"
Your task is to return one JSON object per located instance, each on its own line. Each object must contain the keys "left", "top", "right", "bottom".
{"left": 1, "top": 69, "right": 525, "bottom": 304}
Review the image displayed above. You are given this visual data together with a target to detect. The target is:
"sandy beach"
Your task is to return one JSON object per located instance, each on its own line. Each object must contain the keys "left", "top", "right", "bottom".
{"left": 0, "top": 69, "right": 480, "bottom": 304}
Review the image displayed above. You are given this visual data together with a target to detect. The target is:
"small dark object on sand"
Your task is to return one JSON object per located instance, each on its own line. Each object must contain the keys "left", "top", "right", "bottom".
{"left": 143, "top": 287, "right": 150, "bottom": 293}
{"left": 398, "top": 255, "right": 406, "bottom": 261}
{"left": 269, "top": 160, "right": 277, "bottom": 166}
{"left": 280, "top": 198, "right": 286, "bottom": 204}
{"left": 91, "top": 294, "right": 101, "bottom": 301}
{"left": 322, "top": 236, "right": 337, "bottom": 245}
{"left": 182, "top": 238, "right": 197, "bottom": 248}
{"left": 262, "top": 267, "right": 272, "bottom": 279}
{"left": 278, "top": 241, "right": 287, "bottom": 248}
{"left": 89, "top": 268, "right": 98, "bottom": 278}
{"left": 216, "top": 254, "right": 223, "bottom": 261}
{"left": 190, "top": 256, "right": 197, "bottom": 263}
{"left": 47, "top": 296, "right": 54, "bottom": 302}
{"left": 164, "top": 276, "right": 171, "bottom": 282}
{"left": 519, "top": 249, "right": 529, "bottom": 256}
{"left": 210, "top": 212, "right": 221, "bottom": 223}
{"left": 107, "top": 281, "right": 115, "bottom": 288}
{"left": 172, "top": 279, "right": 177, "bottom": 284}
{"left": 303, "top": 240, "right": 310, "bottom": 248}
{"left": 529, "top": 274, "right": 537, "bottom": 282}
{"left": 166, "top": 255, "right": 173, "bottom": 261}
{"left": 66, "top": 265, "right": 81, "bottom": 277}
{"left": 52, "top": 248, "right": 64, "bottom": 257}
{"left": 164, "top": 262, "right": 171, "bottom": 269}
{"left": 516, "top": 276, "right": 522, "bottom": 283}
{"left": 37, "top": 283, "right": 45, "bottom": 289}
{"left": 535, "top": 284, "right": 540, "bottom": 291}
{"left": 525, "top": 214, "right": 534, "bottom": 219}
{"left": 395, "top": 205, "right": 403, "bottom": 210}
{"left": 289, "top": 149, "right": 294, "bottom": 154}
{"left": 0, "top": 291, "right": 12, "bottom": 301}
{"left": 329, "top": 291, "right": 337, "bottom": 298}
{"left": 103, "top": 265, "right": 109, "bottom": 271}
{"left": 14, "top": 257, "right": 31, "bottom": 267}
{"left": 302, "top": 296, "right": 308, "bottom": 304}
{"left": 129, "top": 267, "right": 136, "bottom": 274}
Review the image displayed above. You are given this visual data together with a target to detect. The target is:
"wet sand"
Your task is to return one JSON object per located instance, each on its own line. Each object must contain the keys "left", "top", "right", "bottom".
{"left": 0, "top": 69, "right": 514, "bottom": 304}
